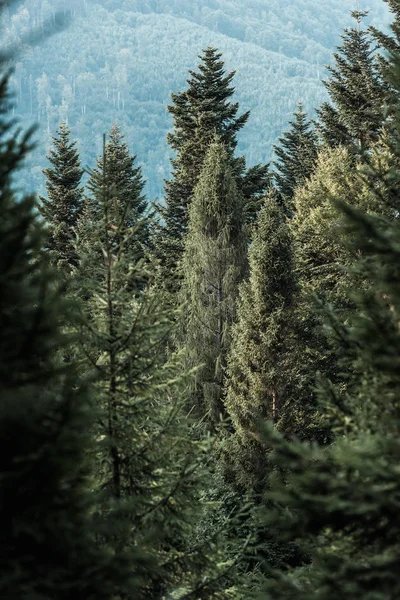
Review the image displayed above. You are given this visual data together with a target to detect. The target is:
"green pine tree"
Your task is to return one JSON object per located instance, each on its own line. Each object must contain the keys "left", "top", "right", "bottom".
{"left": 223, "top": 192, "right": 297, "bottom": 488}
{"left": 0, "top": 69, "right": 135, "bottom": 599}
{"left": 317, "top": 10, "right": 386, "bottom": 153}
{"left": 84, "top": 123, "right": 149, "bottom": 256}
{"left": 40, "top": 120, "right": 83, "bottom": 268}
{"left": 182, "top": 138, "right": 247, "bottom": 425}
{"left": 157, "top": 47, "right": 270, "bottom": 285}
{"left": 259, "top": 55, "right": 400, "bottom": 600}
{"left": 75, "top": 137, "right": 237, "bottom": 599}
{"left": 273, "top": 103, "right": 318, "bottom": 209}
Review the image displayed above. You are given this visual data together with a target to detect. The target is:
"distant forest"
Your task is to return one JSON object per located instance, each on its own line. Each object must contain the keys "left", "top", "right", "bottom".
{"left": 4, "top": 0, "right": 391, "bottom": 197}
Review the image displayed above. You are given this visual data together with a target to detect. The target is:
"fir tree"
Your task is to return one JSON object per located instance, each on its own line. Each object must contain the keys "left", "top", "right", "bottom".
{"left": 0, "top": 69, "right": 135, "bottom": 599}
{"left": 182, "top": 138, "right": 247, "bottom": 425}
{"left": 224, "top": 192, "right": 297, "bottom": 488}
{"left": 83, "top": 123, "right": 149, "bottom": 259}
{"left": 40, "top": 120, "right": 83, "bottom": 268}
{"left": 259, "top": 56, "right": 400, "bottom": 600}
{"left": 273, "top": 103, "right": 318, "bottom": 209}
{"left": 370, "top": 0, "right": 400, "bottom": 67}
{"left": 260, "top": 159, "right": 400, "bottom": 600}
{"left": 75, "top": 138, "right": 236, "bottom": 599}
{"left": 157, "top": 46, "right": 270, "bottom": 284}
{"left": 317, "top": 11, "right": 386, "bottom": 153}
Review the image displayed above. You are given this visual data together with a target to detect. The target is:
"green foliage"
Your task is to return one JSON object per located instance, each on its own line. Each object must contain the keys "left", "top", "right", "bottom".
{"left": 75, "top": 135, "right": 236, "bottom": 598}
{"left": 39, "top": 120, "right": 83, "bottom": 268}
{"left": 259, "top": 53, "right": 400, "bottom": 600}
{"left": 317, "top": 12, "right": 386, "bottom": 153}
{"left": 273, "top": 103, "right": 318, "bottom": 208}
{"left": 157, "top": 46, "right": 269, "bottom": 282}
{"left": 0, "top": 65, "right": 135, "bottom": 599}
{"left": 182, "top": 139, "right": 247, "bottom": 424}
{"left": 224, "top": 192, "right": 297, "bottom": 487}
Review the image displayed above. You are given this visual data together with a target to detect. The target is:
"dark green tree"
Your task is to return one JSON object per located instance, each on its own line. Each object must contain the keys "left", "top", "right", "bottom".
{"left": 0, "top": 69, "right": 136, "bottom": 599}
{"left": 273, "top": 103, "right": 318, "bottom": 209}
{"left": 75, "top": 139, "right": 236, "bottom": 599}
{"left": 260, "top": 183, "right": 400, "bottom": 600}
{"left": 317, "top": 11, "right": 386, "bottom": 153}
{"left": 260, "top": 55, "right": 400, "bottom": 600}
{"left": 83, "top": 123, "right": 149, "bottom": 257}
{"left": 182, "top": 138, "right": 247, "bottom": 425}
{"left": 39, "top": 121, "right": 83, "bottom": 268}
{"left": 223, "top": 193, "right": 297, "bottom": 488}
{"left": 157, "top": 46, "right": 270, "bottom": 283}
{"left": 370, "top": 0, "right": 400, "bottom": 62}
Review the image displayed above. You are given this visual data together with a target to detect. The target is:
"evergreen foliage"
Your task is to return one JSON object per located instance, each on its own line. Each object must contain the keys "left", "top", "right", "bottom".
{"left": 182, "top": 138, "right": 247, "bottom": 425}
{"left": 273, "top": 103, "right": 318, "bottom": 208}
{"left": 224, "top": 192, "right": 296, "bottom": 487}
{"left": 260, "top": 163, "right": 400, "bottom": 600}
{"left": 157, "top": 46, "right": 269, "bottom": 283}
{"left": 0, "top": 67, "right": 135, "bottom": 599}
{"left": 317, "top": 11, "right": 386, "bottom": 153}
{"left": 75, "top": 137, "right": 235, "bottom": 598}
{"left": 82, "top": 123, "right": 149, "bottom": 259}
{"left": 39, "top": 120, "right": 83, "bottom": 268}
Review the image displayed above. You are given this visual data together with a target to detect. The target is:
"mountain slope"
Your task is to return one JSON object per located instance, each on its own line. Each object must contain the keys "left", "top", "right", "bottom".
{"left": 6, "top": 0, "right": 391, "bottom": 197}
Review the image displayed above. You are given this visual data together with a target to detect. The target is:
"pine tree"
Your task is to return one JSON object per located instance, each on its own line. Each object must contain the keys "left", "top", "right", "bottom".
{"left": 370, "top": 0, "right": 400, "bottom": 62}
{"left": 75, "top": 138, "right": 236, "bottom": 599}
{"left": 83, "top": 123, "right": 149, "bottom": 258}
{"left": 317, "top": 11, "right": 386, "bottom": 153}
{"left": 223, "top": 192, "right": 297, "bottom": 488}
{"left": 260, "top": 159, "right": 400, "bottom": 600}
{"left": 157, "top": 47, "right": 270, "bottom": 283}
{"left": 0, "top": 69, "right": 135, "bottom": 599}
{"left": 259, "top": 54, "right": 400, "bottom": 600}
{"left": 40, "top": 121, "right": 83, "bottom": 268}
{"left": 182, "top": 138, "right": 247, "bottom": 425}
{"left": 273, "top": 103, "right": 318, "bottom": 208}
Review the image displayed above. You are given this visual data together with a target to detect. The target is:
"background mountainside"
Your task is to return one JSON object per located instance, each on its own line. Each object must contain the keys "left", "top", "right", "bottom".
{"left": 6, "top": 0, "right": 390, "bottom": 197}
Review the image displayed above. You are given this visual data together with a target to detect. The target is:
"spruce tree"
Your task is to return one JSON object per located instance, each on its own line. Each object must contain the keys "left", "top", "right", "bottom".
{"left": 224, "top": 192, "right": 297, "bottom": 488}
{"left": 0, "top": 70, "right": 135, "bottom": 599}
{"left": 370, "top": 0, "right": 400, "bottom": 66}
{"left": 273, "top": 103, "right": 318, "bottom": 209}
{"left": 182, "top": 138, "right": 247, "bottom": 425}
{"left": 317, "top": 11, "right": 386, "bottom": 153}
{"left": 40, "top": 121, "right": 83, "bottom": 268}
{"left": 84, "top": 123, "right": 149, "bottom": 258}
{"left": 260, "top": 157, "right": 400, "bottom": 600}
{"left": 75, "top": 138, "right": 236, "bottom": 599}
{"left": 157, "top": 47, "right": 270, "bottom": 284}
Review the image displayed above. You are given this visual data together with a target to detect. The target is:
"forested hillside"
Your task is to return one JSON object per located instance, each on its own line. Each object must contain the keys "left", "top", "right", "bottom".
{"left": 5, "top": 0, "right": 390, "bottom": 197}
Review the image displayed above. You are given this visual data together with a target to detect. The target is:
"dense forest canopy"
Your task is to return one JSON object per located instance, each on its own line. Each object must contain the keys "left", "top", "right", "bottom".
{"left": 4, "top": 0, "right": 390, "bottom": 197}
{"left": 4, "top": 0, "right": 400, "bottom": 598}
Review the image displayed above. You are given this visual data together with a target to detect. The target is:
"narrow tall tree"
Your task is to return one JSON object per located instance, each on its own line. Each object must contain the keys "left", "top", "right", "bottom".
{"left": 0, "top": 69, "right": 136, "bottom": 599}
{"left": 75, "top": 137, "right": 235, "bottom": 598}
{"left": 223, "top": 193, "right": 297, "bottom": 488}
{"left": 40, "top": 121, "right": 83, "bottom": 268}
{"left": 273, "top": 103, "right": 318, "bottom": 209}
{"left": 182, "top": 139, "right": 247, "bottom": 424}
{"left": 157, "top": 47, "right": 269, "bottom": 284}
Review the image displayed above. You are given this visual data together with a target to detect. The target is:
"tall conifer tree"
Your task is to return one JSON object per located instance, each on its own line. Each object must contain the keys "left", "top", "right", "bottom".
{"left": 273, "top": 103, "right": 318, "bottom": 209}
{"left": 40, "top": 121, "right": 83, "bottom": 268}
{"left": 157, "top": 47, "right": 269, "bottom": 283}
{"left": 224, "top": 193, "right": 297, "bottom": 487}
{"left": 317, "top": 11, "right": 386, "bottom": 153}
{"left": 75, "top": 137, "right": 235, "bottom": 598}
{"left": 0, "top": 66, "right": 135, "bottom": 600}
{"left": 182, "top": 139, "right": 247, "bottom": 424}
